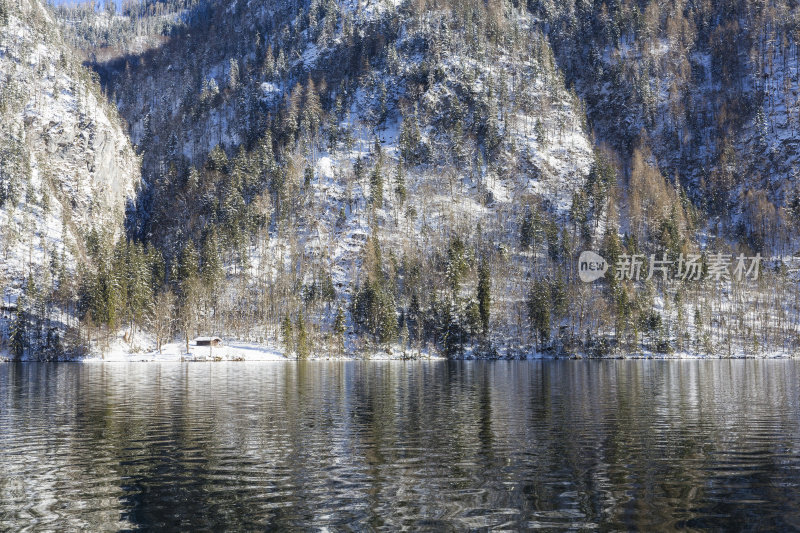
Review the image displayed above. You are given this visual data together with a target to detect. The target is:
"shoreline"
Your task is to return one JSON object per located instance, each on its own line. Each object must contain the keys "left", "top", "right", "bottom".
{"left": 2, "top": 338, "right": 797, "bottom": 363}
{"left": 1, "top": 351, "right": 796, "bottom": 363}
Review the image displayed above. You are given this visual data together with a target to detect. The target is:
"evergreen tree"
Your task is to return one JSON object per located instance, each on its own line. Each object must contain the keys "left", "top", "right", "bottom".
{"left": 283, "top": 84, "right": 302, "bottom": 142}
{"left": 200, "top": 228, "right": 224, "bottom": 291}
{"left": 535, "top": 118, "right": 546, "bottom": 147}
{"left": 520, "top": 205, "right": 535, "bottom": 250}
{"left": 10, "top": 292, "right": 26, "bottom": 359}
{"left": 527, "top": 280, "right": 551, "bottom": 350}
{"left": 296, "top": 311, "right": 309, "bottom": 359}
{"left": 127, "top": 241, "right": 152, "bottom": 332}
{"left": 570, "top": 191, "right": 590, "bottom": 243}
{"left": 477, "top": 260, "right": 491, "bottom": 336}
{"left": 484, "top": 90, "right": 501, "bottom": 155}
{"left": 370, "top": 164, "right": 383, "bottom": 208}
{"left": 374, "top": 288, "right": 397, "bottom": 345}
{"left": 399, "top": 109, "right": 422, "bottom": 164}
{"left": 333, "top": 305, "right": 346, "bottom": 353}
{"left": 147, "top": 246, "right": 166, "bottom": 293}
{"left": 303, "top": 76, "right": 322, "bottom": 136}
{"left": 550, "top": 274, "right": 568, "bottom": 327}
{"left": 228, "top": 58, "right": 239, "bottom": 89}
{"left": 352, "top": 236, "right": 398, "bottom": 345}
{"left": 445, "top": 236, "right": 468, "bottom": 293}
{"left": 353, "top": 156, "right": 366, "bottom": 185}
{"left": 177, "top": 240, "right": 200, "bottom": 286}
{"left": 394, "top": 163, "right": 407, "bottom": 206}
{"left": 545, "top": 219, "right": 560, "bottom": 262}
{"left": 263, "top": 44, "right": 275, "bottom": 77}
{"left": 466, "top": 299, "right": 481, "bottom": 338}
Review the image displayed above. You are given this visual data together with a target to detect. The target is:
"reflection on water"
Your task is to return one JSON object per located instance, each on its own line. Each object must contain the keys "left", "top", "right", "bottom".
{"left": 1, "top": 361, "right": 800, "bottom": 530}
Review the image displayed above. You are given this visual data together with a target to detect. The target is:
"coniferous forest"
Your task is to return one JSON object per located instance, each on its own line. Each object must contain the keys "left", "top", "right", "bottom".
{"left": 2, "top": 0, "right": 800, "bottom": 359}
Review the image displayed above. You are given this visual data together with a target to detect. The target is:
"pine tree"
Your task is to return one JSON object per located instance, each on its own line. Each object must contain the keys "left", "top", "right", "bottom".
{"left": 177, "top": 240, "right": 200, "bottom": 286}
{"left": 755, "top": 107, "right": 768, "bottom": 150}
{"left": 353, "top": 156, "right": 366, "bottom": 185}
{"left": 399, "top": 108, "right": 422, "bottom": 164}
{"left": 186, "top": 167, "right": 199, "bottom": 191}
{"left": 375, "top": 288, "right": 397, "bottom": 345}
{"left": 303, "top": 76, "right": 322, "bottom": 137}
{"left": 550, "top": 274, "right": 568, "bottom": 327}
{"left": 352, "top": 236, "right": 398, "bottom": 346}
{"left": 167, "top": 132, "right": 179, "bottom": 161}
{"left": 545, "top": 219, "right": 560, "bottom": 261}
{"left": 394, "top": 163, "right": 407, "bottom": 205}
{"left": 127, "top": 241, "right": 152, "bottom": 333}
{"left": 276, "top": 48, "right": 287, "bottom": 75}
{"left": 520, "top": 205, "right": 534, "bottom": 250}
{"left": 527, "top": 280, "right": 551, "bottom": 350}
{"left": 370, "top": 164, "right": 383, "bottom": 208}
{"left": 263, "top": 44, "right": 275, "bottom": 78}
{"left": 200, "top": 228, "right": 224, "bottom": 291}
{"left": 147, "top": 246, "right": 166, "bottom": 293}
{"left": 466, "top": 300, "right": 481, "bottom": 338}
{"left": 477, "top": 260, "right": 491, "bottom": 336}
{"left": 484, "top": 88, "right": 501, "bottom": 155}
{"left": 296, "top": 311, "right": 310, "bottom": 359}
{"left": 535, "top": 118, "right": 546, "bottom": 147}
{"left": 333, "top": 305, "right": 346, "bottom": 354}
{"left": 10, "top": 293, "right": 26, "bottom": 359}
{"left": 445, "top": 236, "right": 468, "bottom": 293}
{"left": 378, "top": 81, "right": 389, "bottom": 126}
{"left": 228, "top": 58, "right": 239, "bottom": 89}
{"left": 570, "top": 191, "right": 590, "bottom": 243}
{"left": 283, "top": 84, "right": 302, "bottom": 143}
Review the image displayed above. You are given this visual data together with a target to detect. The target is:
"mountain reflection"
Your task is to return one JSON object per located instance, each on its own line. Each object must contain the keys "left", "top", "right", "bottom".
{"left": 1, "top": 361, "right": 800, "bottom": 530}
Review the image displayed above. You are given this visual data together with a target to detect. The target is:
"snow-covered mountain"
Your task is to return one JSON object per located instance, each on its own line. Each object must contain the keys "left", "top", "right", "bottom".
{"left": 81, "top": 0, "right": 599, "bottom": 357}
{"left": 0, "top": 0, "right": 139, "bottom": 351}
{"left": 2, "top": 0, "right": 799, "bottom": 360}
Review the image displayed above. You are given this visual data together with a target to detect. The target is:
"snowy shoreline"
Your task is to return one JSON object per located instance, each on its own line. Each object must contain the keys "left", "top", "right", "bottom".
{"left": 1, "top": 340, "right": 797, "bottom": 363}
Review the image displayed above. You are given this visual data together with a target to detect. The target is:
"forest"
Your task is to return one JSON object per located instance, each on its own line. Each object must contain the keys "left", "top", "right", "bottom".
{"left": 1, "top": 0, "right": 800, "bottom": 359}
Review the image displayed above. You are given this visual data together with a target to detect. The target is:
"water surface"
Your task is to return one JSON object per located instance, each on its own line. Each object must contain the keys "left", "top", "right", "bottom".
{"left": 1, "top": 360, "right": 799, "bottom": 530}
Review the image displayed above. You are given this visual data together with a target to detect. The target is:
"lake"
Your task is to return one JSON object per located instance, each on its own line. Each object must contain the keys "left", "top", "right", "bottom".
{"left": 1, "top": 360, "right": 800, "bottom": 530}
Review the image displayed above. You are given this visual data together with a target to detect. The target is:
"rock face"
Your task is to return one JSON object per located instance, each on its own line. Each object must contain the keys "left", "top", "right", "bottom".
{"left": 0, "top": 0, "right": 139, "bottom": 292}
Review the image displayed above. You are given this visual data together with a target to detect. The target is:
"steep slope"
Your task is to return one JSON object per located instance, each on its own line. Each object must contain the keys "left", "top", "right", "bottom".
{"left": 52, "top": 0, "right": 597, "bottom": 357}
{"left": 46, "top": 0, "right": 800, "bottom": 359}
{"left": 541, "top": 0, "right": 800, "bottom": 253}
{"left": 0, "top": 0, "right": 140, "bottom": 357}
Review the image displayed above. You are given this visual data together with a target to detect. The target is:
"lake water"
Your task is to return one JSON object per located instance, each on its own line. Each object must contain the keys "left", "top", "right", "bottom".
{"left": 1, "top": 360, "right": 800, "bottom": 530}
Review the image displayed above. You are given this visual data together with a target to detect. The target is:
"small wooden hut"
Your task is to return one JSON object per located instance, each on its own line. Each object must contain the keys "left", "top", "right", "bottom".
{"left": 195, "top": 337, "right": 222, "bottom": 347}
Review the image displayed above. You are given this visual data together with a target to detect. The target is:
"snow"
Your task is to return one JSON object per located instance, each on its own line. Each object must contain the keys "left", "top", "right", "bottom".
{"left": 0, "top": 0, "right": 139, "bottom": 293}
{"left": 82, "top": 340, "right": 289, "bottom": 363}
{"left": 71, "top": 336, "right": 446, "bottom": 362}
{"left": 260, "top": 81, "right": 281, "bottom": 96}
{"left": 3, "top": 333, "right": 792, "bottom": 363}
{"left": 9, "top": 0, "right": 794, "bottom": 362}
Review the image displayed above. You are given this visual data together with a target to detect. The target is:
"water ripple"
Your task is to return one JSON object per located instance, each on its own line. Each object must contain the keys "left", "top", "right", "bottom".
{"left": 2, "top": 360, "right": 800, "bottom": 530}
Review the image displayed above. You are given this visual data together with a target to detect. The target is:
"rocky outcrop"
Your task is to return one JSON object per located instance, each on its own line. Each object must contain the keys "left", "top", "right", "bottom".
{"left": 0, "top": 0, "right": 139, "bottom": 289}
